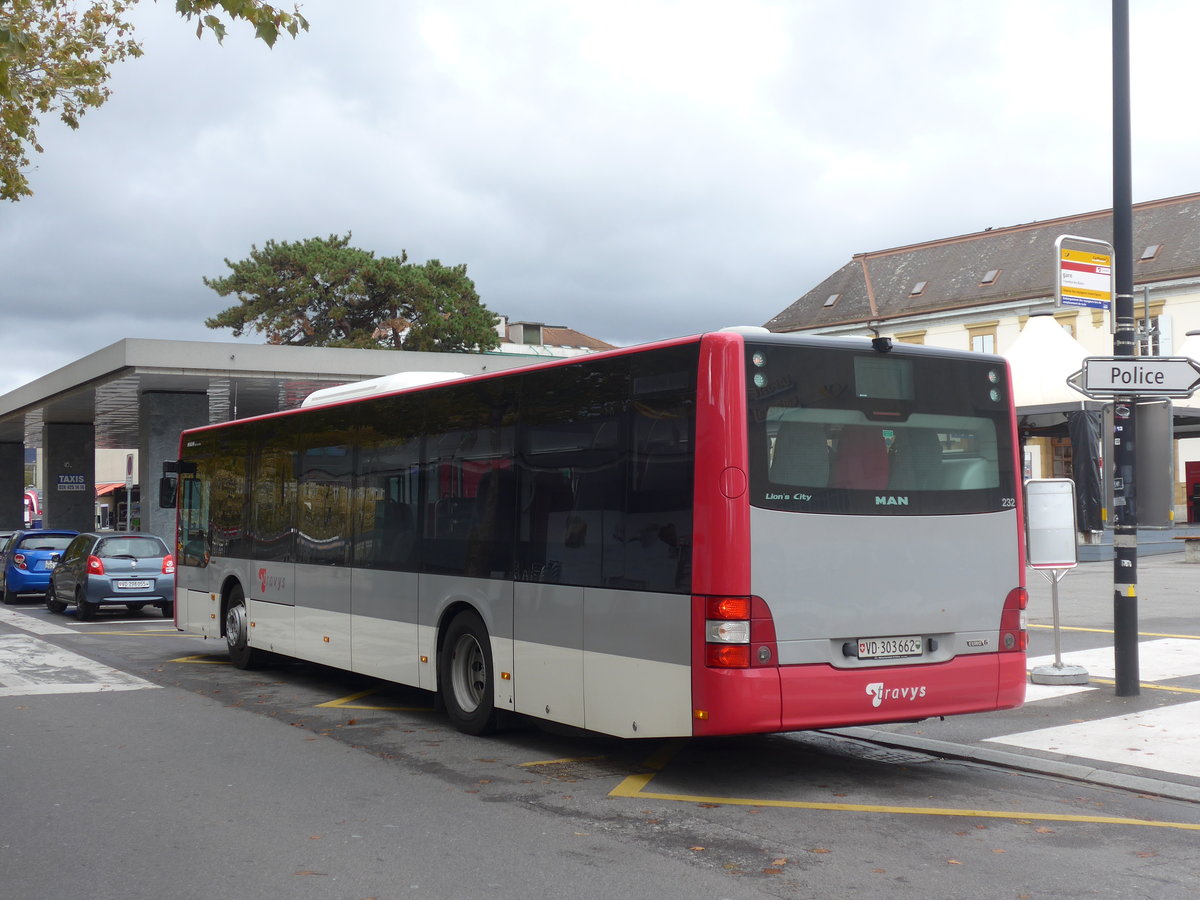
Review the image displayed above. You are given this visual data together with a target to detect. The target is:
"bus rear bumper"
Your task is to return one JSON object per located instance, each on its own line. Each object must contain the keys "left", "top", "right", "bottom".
{"left": 693, "top": 652, "right": 1026, "bottom": 736}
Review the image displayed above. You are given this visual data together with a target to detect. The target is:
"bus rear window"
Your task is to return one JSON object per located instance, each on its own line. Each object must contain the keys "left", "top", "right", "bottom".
{"left": 746, "top": 343, "right": 1015, "bottom": 515}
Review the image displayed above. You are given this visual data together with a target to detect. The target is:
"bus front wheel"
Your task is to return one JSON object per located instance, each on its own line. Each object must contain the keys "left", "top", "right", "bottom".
{"left": 225, "top": 586, "right": 263, "bottom": 669}
{"left": 439, "top": 611, "right": 497, "bottom": 736}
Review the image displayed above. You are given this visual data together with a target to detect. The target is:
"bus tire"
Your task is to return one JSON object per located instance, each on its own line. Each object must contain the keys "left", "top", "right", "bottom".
{"left": 439, "top": 610, "right": 497, "bottom": 736}
{"left": 224, "top": 585, "right": 263, "bottom": 670}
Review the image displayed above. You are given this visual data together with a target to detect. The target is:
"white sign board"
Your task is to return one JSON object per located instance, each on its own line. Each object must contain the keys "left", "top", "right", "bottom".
{"left": 1058, "top": 247, "right": 1112, "bottom": 311}
{"left": 1077, "top": 356, "right": 1200, "bottom": 398}
{"left": 1025, "top": 478, "right": 1078, "bottom": 569}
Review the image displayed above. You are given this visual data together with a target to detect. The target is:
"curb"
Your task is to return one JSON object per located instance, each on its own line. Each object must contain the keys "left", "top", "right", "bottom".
{"left": 831, "top": 726, "right": 1200, "bottom": 805}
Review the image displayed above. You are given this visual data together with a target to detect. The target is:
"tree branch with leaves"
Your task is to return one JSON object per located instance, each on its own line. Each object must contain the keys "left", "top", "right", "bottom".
{"left": 203, "top": 233, "right": 503, "bottom": 354}
{"left": 0, "top": 0, "right": 308, "bottom": 201}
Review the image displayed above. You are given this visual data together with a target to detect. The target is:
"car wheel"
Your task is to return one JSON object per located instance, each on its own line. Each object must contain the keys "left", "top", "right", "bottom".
{"left": 125, "top": 603, "right": 146, "bottom": 612}
{"left": 46, "top": 578, "right": 67, "bottom": 614}
{"left": 75, "top": 587, "right": 97, "bottom": 622}
{"left": 224, "top": 585, "right": 263, "bottom": 669}
{"left": 159, "top": 601, "right": 174, "bottom": 619}
{"left": 2, "top": 586, "right": 16, "bottom": 605}
{"left": 438, "top": 609, "right": 497, "bottom": 736}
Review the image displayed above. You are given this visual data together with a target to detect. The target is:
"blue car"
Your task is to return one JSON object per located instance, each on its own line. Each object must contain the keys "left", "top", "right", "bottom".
{"left": 1, "top": 529, "right": 78, "bottom": 604}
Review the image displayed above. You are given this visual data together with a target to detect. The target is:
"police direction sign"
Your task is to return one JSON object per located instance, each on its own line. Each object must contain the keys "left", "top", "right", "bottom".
{"left": 1068, "top": 356, "right": 1200, "bottom": 399}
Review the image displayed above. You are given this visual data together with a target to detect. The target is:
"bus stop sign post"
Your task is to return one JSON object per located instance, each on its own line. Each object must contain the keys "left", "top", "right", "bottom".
{"left": 1025, "top": 479, "right": 1088, "bottom": 685}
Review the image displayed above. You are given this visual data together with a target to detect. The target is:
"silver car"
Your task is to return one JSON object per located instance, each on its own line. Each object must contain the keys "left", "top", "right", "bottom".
{"left": 47, "top": 532, "right": 175, "bottom": 620}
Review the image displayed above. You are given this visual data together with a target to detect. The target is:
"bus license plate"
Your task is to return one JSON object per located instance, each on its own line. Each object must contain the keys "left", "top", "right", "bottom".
{"left": 117, "top": 580, "right": 152, "bottom": 590}
{"left": 857, "top": 635, "right": 923, "bottom": 660}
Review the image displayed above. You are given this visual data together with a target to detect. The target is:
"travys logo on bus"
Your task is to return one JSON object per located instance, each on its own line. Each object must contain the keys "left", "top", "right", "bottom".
{"left": 865, "top": 682, "right": 927, "bottom": 708}
{"left": 258, "top": 568, "right": 286, "bottom": 592}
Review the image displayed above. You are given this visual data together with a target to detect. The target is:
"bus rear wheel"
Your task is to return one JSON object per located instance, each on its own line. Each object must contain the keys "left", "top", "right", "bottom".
{"left": 439, "top": 610, "right": 497, "bottom": 736}
{"left": 225, "top": 585, "right": 264, "bottom": 669}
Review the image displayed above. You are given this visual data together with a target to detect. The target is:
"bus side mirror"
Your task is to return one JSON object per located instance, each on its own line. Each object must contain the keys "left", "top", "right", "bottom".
{"left": 159, "top": 476, "right": 178, "bottom": 509}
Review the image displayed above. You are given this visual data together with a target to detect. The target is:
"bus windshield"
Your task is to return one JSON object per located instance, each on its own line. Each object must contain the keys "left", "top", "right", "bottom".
{"left": 745, "top": 342, "right": 1016, "bottom": 515}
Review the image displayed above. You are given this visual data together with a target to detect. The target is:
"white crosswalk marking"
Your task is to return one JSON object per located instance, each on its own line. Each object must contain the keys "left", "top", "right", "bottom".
{"left": 0, "top": 633, "right": 157, "bottom": 696}
{"left": 987, "top": 702, "right": 1200, "bottom": 779}
{"left": 0, "top": 606, "right": 77, "bottom": 635}
{"left": 1027, "top": 638, "right": 1200, "bottom": 682}
{"left": 997, "top": 638, "right": 1200, "bottom": 778}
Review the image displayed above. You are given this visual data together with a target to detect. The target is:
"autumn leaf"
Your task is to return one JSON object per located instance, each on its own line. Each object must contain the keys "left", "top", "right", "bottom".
{"left": 947, "top": 859, "right": 963, "bottom": 865}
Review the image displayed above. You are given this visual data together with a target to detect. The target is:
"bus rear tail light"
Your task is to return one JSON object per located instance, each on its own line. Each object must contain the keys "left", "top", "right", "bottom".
{"left": 703, "top": 595, "right": 777, "bottom": 668}
{"left": 87, "top": 555, "right": 105, "bottom": 576}
{"left": 1000, "top": 586, "right": 1028, "bottom": 652}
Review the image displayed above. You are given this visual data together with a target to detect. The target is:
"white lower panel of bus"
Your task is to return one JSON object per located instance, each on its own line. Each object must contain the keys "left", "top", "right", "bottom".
{"left": 583, "top": 650, "right": 691, "bottom": 738}
{"left": 180, "top": 589, "right": 220, "bottom": 639}
{"left": 251, "top": 599, "right": 296, "bottom": 658}
{"left": 512, "top": 639, "right": 691, "bottom": 738}
{"left": 352, "top": 616, "right": 422, "bottom": 686}
{"left": 293, "top": 605, "right": 350, "bottom": 670}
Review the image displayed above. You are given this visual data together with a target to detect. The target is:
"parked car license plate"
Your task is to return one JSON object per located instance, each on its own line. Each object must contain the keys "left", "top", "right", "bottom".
{"left": 857, "top": 635, "right": 923, "bottom": 660}
{"left": 116, "top": 580, "right": 152, "bottom": 590}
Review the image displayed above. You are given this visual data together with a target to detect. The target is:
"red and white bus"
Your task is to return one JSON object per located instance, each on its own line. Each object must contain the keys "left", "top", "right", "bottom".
{"left": 169, "top": 328, "right": 1026, "bottom": 738}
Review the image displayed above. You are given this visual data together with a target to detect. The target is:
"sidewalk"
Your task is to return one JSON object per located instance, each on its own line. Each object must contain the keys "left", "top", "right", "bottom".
{"left": 847, "top": 551, "right": 1200, "bottom": 803}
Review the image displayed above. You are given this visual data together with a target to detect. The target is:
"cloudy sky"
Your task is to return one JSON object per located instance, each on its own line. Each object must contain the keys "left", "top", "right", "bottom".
{"left": 2, "top": 0, "right": 1198, "bottom": 395}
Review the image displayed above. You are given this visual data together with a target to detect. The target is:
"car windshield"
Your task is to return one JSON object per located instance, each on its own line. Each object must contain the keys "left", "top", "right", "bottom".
{"left": 16, "top": 536, "right": 74, "bottom": 551}
{"left": 96, "top": 537, "right": 167, "bottom": 559}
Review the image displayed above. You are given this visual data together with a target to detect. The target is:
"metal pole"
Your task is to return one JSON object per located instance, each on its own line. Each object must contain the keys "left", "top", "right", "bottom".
{"left": 1111, "top": 0, "right": 1140, "bottom": 696}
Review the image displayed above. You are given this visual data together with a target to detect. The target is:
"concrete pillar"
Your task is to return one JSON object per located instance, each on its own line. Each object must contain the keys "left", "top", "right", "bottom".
{"left": 139, "top": 391, "right": 209, "bottom": 545}
{"left": 42, "top": 423, "right": 95, "bottom": 533}
{"left": 0, "top": 442, "right": 24, "bottom": 529}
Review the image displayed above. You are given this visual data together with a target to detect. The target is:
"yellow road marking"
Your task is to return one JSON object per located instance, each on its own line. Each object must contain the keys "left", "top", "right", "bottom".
{"left": 170, "top": 654, "right": 230, "bottom": 664}
{"left": 1086, "top": 677, "right": 1200, "bottom": 695}
{"left": 607, "top": 744, "right": 1200, "bottom": 832}
{"left": 1027, "top": 623, "right": 1200, "bottom": 640}
{"left": 519, "top": 756, "right": 607, "bottom": 768}
{"left": 83, "top": 630, "right": 199, "bottom": 637}
{"left": 315, "top": 686, "right": 433, "bottom": 712}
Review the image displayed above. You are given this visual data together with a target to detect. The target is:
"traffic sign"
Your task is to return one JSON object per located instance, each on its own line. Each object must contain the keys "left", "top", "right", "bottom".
{"left": 1067, "top": 356, "right": 1200, "bottom": 398}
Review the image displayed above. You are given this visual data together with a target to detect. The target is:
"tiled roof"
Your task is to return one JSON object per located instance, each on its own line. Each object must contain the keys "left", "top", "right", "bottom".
{"left": 505, "top": 323, "right": 616, "bottom": 350}
{"left": 539, "top": 326, "right": 616, "bottom": 350}
{"left": 766, "top": 192, "right": 1200, "bottom": 332}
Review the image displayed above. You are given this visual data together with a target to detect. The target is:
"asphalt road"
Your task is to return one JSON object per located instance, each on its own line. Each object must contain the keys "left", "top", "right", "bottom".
{"left": 2, "top": 582, "right": 1199, "bottom": 900}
